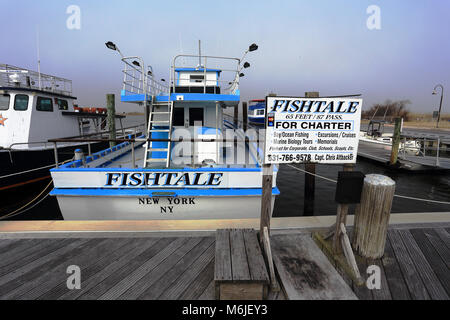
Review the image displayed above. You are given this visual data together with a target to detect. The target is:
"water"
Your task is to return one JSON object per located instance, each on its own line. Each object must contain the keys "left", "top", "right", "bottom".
{"left": 273, "top": 161, "right": 450, "bottom": 217}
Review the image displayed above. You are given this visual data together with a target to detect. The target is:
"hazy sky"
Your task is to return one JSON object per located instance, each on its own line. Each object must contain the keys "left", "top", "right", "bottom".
{"left": 1, "top": 0, "right": 449, "bottom": 113}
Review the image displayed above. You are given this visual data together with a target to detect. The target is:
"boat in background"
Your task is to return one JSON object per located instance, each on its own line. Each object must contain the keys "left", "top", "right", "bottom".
{"left": 248, "top": 99, "right": 265, "bottom": 125}
{"left": 0, "top": 64, "right": 142, "bottom": 203}
{"left": 50, "top": 42, "right": 279, "bottom": 220}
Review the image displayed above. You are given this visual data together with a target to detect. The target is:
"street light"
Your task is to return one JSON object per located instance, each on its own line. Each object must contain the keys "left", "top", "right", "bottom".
{"left": 432, "top": 84, "right": 444, "bottom": 128}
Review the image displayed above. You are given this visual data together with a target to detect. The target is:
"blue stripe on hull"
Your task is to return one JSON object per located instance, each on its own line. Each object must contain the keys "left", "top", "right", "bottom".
{"left": 51, "top": 187, "right": 280, "bottom": 197}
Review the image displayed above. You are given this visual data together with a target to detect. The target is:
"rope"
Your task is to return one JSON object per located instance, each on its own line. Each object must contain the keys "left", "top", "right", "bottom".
{"left": 0, "top": 179, "right": 53, "bottom": 220}
{"left": 0, "top": 158, "right": 73, "bottom": 180}
{"left": 286, "top": 163, "right": 450, "bottom": 205}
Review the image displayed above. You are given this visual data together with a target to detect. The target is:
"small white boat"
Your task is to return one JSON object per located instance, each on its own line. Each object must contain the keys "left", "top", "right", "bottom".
{"left": 248, "top": 99, "right": 265, "bottom": 125}
{"left": 50, "top": 42, "right": 279, "bottom": 220}
{"left": 359, "top": 120, "right": 421, "bottom": 155}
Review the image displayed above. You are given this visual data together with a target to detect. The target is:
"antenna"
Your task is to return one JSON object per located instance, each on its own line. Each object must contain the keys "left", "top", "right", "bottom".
{"left": 36, "top": 27, "right": 42, "bottom": 90}
{"left": 198, "top": 40, "right": 201, "bottom": 67}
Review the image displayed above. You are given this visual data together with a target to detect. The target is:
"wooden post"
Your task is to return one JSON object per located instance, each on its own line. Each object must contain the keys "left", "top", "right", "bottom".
{"left": 303, "top": 91, "right": 319, "bottom": 216}
{"left": 242, "top": 101, "right": 248, "bottom": 131}
{"left": 260, "top": 164, "right": 273, "bottom": 240}
{"left": 303, "top": 163, "right": 315, "bottom": 216}
{"left": 106, "top": 94, "right": 116, "bottom": 148}
{"left": 352, "top": 174, "right": 395, "bottom": 259}
{"left": 332, "top": 164, "right": 354, "bottom": 253}
{"left": 234, "top": 104, "right": 239, "bottom": 127}
{"left": 389, "top": 117, "right": 402, "bottom": 165}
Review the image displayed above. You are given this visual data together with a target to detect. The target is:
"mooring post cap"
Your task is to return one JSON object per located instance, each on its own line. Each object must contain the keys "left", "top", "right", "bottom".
{"left": 364, "top": 174, "right": 395, "bottom": 186}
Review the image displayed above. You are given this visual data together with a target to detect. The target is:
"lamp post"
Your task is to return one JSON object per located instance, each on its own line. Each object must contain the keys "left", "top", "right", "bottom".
{"left": 432, "top": 84, "right": 444, "bottom": 128}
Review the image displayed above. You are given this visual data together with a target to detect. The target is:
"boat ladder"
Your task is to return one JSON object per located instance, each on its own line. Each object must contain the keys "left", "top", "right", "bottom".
{"left": 143, "top": 97, "right": 174, "bottom": 168}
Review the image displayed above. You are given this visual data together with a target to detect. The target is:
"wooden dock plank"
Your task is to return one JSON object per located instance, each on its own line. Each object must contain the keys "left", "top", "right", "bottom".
{"left": 271, "top": 234, "right": 357, "bottom": 300}
{"left": 242, "top": 229, "right": 269, "bottom": 282}
{"left": 13, "top": 238, "right": 121, "bottom": 300}
{"left": 57, "top": 238, "right": 156, "bottom": 300}
{"left": 425, "top": 229, "right": 450, "bottom": 268}
{"left": 99, "top": 237, "right": 187, "bottom": 300}
{"left": 214, "top": 229, "right": 231, "bottom": 281}
{"left": 138, "top": 237, "right": 215, "bottom": 300}
{"left": 77, "top": 237, "right": 162, "bottom": 299}
{"left": 381, "top": 237, "right": 411, "bottom": 300}
{"left": 410, "top": 229, "right": 450, "bottom": 295}
{"left": 119, "top": 237, "right": 204, "bottom": 299}
{"left": 158, "top": 241, "right": 215, "bottom": 300}
{"left": 229, "top": 229, "right": 251, "bottom": 281}
{"left": 36, "top": 238, "right": 136, "bottom": 300}
{"left": 198, "top": 279, "right": 215, "bottom": 300}
{"left": 1, "top": 238, "right": 108, "bottom": 300}
{"left": 435, "top": 228, "right": 450, "bottom": 248}
{"left": 388, "top": 230, "right": 430, "bottom": 300}
{"left": 398, "top": 229, "right": 448, "bottom": 300}
{"left": 178, "top": 259, "right": 215, "bottom": 300}
{"left": 353, "top": 256, "right": 373, "bottom": 300}
{"left": 367, "top": 258, "right": 392, "bottom": 300}
{"left": 0, "top": 238, "right": 82, "bottom": 286}
{"left": 0, "top": 239, "right": 33, "bottom": 255}
{"left": 0, "top": 239, "right": 55, "bottom": 268}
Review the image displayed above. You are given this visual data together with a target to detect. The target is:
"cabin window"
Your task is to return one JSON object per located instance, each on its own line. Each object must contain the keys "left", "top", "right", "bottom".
{"left": 172, "top": 108, "right": 184, "bottom": 126}
{"left": 189, "top": 108, "right": 204, "bottom": 126}
{"left": 36, "top": 97, "right": 53, "bottom": 112}
{"left": 257, "top": 109, "right": 265, "bottom": 116}
{"left": 0, "top": 94, "right": 10, "bottom": 110}
{"left": 190, "top": 75, "right": 204, "bottom": 83}
{"left": 14, "top": 94, "right": 29, "bottom": 111}
{"left": 56, "top": 98, "right": 68, "bottom": 110}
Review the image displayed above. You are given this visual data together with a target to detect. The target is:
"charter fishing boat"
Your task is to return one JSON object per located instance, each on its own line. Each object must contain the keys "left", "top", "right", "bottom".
{"left": 49, "top": 42, "right": 279, "bottom": 220}
{"left": 248, "top": 99, "right": 265, "bottom": 125}
{"left": 0, "top": 64, "right": 138, "bottom": 198}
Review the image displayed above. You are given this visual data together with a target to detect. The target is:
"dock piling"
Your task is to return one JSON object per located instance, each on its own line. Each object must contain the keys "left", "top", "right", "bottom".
{"left": 389, "top": 117, "right": 402, "bottom": 165}
{"left": 353, "top": 174, "right": 396, "bottom": 259}
{"left": 106, "top": 93, "right": 116, "bottom": 148}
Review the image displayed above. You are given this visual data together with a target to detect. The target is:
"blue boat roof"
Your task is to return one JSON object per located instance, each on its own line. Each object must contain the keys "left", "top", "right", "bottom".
{"left": 175, "top": 68, "right": 222, "bottom": 73}
{"left": 121, "top": 90, "right": 240, "bottom": 104}
{"left": 248, "top": 102, "right": 265, "bottom": 110}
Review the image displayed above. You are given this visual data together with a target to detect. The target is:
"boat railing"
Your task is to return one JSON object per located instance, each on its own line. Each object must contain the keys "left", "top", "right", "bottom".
{"left": 171, "top": 55, "right": 241, "bottom": 96}
{"left": 49, "top": 133, "right": 264, "bottom": 169}
{"left": 121, "top": 57, "right": 169, "bottom": 97}
{"left": 0, "top": 64, "right": 73, "bottom": 96}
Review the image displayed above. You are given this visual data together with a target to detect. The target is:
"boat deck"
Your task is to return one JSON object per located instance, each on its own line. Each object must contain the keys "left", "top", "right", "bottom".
{"left": 0, "top": 216, "right": 448, "bottom": 300}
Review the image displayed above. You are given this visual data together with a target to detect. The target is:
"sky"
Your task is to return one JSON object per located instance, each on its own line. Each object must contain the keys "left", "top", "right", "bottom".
{"left": 0, "top": 0, "right": 449, "bottom": 113}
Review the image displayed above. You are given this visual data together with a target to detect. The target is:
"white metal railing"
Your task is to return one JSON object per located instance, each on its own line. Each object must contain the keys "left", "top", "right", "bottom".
{"left": 171, "top": 55, "right": 241, "bottom": 96}
{"left": 121, "top": 57, "right": 169, "bottom": 97}
{"left": 0, "top": 64, "right": 72, "bottom": 96}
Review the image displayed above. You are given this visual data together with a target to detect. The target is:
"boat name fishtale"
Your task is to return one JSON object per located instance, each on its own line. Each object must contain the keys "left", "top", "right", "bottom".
{"left": 105, "top": 172, "right": 223, "bottom": 187}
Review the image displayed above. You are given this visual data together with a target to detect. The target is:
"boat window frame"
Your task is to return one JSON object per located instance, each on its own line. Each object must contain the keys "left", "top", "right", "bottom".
{"left": 36, "top": 96, "right": 54, "bottom": 112}
{"left": 56, "top": 98, "right": 69, "bottom": 110}
{"left": 190, "top": 74, "right": 205, "bottom": 83}
{"left": 13, "top": 94, "right": 29, "bottom": 111}
{"left": 0, "top": 94, "right": 10, "bottom": 110}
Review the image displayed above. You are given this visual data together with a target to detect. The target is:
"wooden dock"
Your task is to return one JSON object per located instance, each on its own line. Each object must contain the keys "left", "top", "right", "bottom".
{"left": 0, "top": 217, "right": 448, "bottom": 300}
{"left": 358, "top": 140, "right": 450, "bottom": 171}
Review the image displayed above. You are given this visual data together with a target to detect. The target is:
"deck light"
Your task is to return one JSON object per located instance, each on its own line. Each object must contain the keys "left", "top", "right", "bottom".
{"left": 239, "top": 73, "right": 245, "bottom": 77}
{"left": 147, "top": 71, "right": 152, "bottom": 76}
{"left": 161, "top": 79, "right": 166, "bottom": 82}
{"left": 249, "top": 43, "right": 258, "bottom": 52}
{"left": 432, "top": 84, "right": 444, "bottom": 128}
{"left": 243, "top": 62, "right": 250, "bottom": 68}
{"left": 105, "top": 41, "right": 117, "bottom": 51}
{"left": 132, "top": 60, "right": 141, "bottom": 67}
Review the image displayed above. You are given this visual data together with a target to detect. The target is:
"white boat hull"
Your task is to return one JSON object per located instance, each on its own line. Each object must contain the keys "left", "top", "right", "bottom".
{"left": 55, "top": 194, "right": 277, "bottom": 220}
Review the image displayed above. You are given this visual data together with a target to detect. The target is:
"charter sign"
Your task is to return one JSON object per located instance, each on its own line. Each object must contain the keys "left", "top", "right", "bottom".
{"left": 264, "top": 96, "right": 362, "bottom": 164}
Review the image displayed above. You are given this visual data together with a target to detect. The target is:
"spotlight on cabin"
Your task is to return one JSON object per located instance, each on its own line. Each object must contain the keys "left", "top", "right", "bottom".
{"left": 243, "top": 62, "right": 250, "bottom": 68}
{"left": 432, "top": 90, "right": 437, "bottom": 95}
{"left": 132, "top": 60, "right": 141, "bottom": 67}
{"left": 105, "top": 41, "right": 117, "bottom": 51}
{"left": 249, "top": 43, "right": 258, "bottom": 52}
{"left": 239, "top": 73, "right": 245, "bottom": 77}
{"left": 161, "top": 79, "right": 166, "bottom": 82}
{"left": 147, "top": 71, "right": 152, "bottom": 76}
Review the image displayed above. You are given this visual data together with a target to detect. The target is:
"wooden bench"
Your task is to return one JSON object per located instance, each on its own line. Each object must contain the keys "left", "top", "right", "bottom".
{"left": 215, "top": 229, "right": 270, "bottom": 300}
